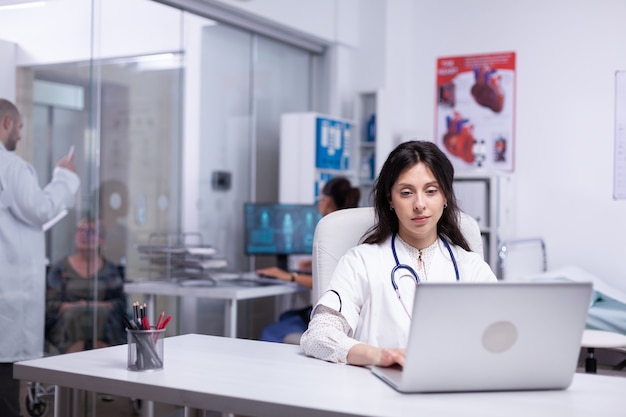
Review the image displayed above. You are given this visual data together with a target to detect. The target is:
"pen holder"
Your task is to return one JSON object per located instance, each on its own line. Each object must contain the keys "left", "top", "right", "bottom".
{"left": 127, "top": 327, "right": 165, "bottom": 371}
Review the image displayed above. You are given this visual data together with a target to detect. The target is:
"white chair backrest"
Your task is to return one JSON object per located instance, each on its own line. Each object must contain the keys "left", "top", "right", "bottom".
{"left": 311, "top": 207, "right": 484, "bottom": 304}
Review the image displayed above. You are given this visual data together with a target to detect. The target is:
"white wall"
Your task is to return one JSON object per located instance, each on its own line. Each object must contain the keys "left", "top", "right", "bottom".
{"left": 214, "top": 0, "right": 359, "bottom": 47}
{"left": 352, "top": 0, "right": 386, "bottom": 95}
{"left": 0, "top": 39, "right": 16, "bottom": 100}
{"left": 391, "top": 0, "right": 626, "bottom": 291}
{"left": 213, "top": 0, "right": 361, "bottom": 118}
{"left": 223, "top": 0, "right": 626, "bottom": 293}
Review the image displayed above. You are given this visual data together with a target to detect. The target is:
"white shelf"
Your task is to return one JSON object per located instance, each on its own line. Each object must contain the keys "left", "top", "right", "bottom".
{"left": 279, "top": 112, "right": 355, "bottom": 204}
{"left": 353, "top": 89, "right": 393, "bottom": 207}
{"left": 279, "top": 91, "right": 393, "bottom": 208}
{"left": 453, "top": 174, "right": 513, "bottom": 277}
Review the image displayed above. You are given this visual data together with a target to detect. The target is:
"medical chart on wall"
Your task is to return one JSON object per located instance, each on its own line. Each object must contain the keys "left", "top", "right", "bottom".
{"left": 614, "top": 71, "right": 626, "bottom": 200}
{"left": 315, "top": 116, "right": 352, "bottom": 171}
{"left": 435, "top": 52, "right": 516, "bottom": 172}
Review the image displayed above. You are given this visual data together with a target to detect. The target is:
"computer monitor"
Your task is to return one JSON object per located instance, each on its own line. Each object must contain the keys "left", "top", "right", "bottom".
{"left": 244, "top": 202, "right": 321, "bottom": 270}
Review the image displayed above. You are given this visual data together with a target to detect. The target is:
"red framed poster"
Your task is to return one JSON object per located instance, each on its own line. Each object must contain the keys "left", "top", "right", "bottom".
{"left": 435, "top": 52, "right": 516, "bottom": 172}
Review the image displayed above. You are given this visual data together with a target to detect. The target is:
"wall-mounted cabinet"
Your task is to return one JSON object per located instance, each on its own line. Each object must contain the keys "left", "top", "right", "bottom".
{"left": 279, "top": 112, "right": 355, "bottom": 204}
{"left": 453, "top": 174, "right": 514, "bottom": 277}
{"left": 353, "top": 89, "right": 392, "bottom": 206}
{"left": 280, "top": 91, "right": 393, "bottom": 208}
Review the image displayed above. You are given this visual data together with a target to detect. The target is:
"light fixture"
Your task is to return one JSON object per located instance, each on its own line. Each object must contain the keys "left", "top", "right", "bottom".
{"left": 102, "top": 53, "right": 183, "bottom": 72}
{"left": 0, "top": 0, "right": 47, "bottom": 11}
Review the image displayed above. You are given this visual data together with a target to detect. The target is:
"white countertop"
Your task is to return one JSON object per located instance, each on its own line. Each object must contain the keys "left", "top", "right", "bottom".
{"left": 14, "top": 334, "right": 626, "bottom": 417}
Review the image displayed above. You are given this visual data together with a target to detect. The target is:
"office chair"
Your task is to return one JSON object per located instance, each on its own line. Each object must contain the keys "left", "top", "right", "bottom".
{"left": 282, "top": 207, "right": 484, "bottom": 345}
{"left": 311, "top": 207, "right": 485, "bottom": 305}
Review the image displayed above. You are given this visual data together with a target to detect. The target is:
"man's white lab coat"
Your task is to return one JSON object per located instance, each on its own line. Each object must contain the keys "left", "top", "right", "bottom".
{"left": 0, "top": 143, "right": 79, "bottom": 362}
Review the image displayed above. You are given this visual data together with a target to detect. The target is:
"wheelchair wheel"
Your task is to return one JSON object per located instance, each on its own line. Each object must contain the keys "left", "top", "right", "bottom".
{"left": 24, "top": 393, "right": 49, "bottom": 417}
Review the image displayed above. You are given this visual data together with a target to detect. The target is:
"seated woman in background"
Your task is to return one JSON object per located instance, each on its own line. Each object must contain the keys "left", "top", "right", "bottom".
{"left": 256, "top": 177, "right": 361, "bottom": 343}
{"left": 46, "top": 217, "right": 127, "bottom": 354}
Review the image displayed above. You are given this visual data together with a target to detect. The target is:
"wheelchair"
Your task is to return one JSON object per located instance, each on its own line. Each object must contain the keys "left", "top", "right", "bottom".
{"left": 24, "top": 380, "right": 142, "bottom": 417}
{"left": 24, "top": 380, "right": 54, "bottom": 417}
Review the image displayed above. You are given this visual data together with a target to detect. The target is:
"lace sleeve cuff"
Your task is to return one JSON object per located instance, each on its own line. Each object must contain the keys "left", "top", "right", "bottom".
{"left": 300, "top": 305, "right": 360, "bottom": 364}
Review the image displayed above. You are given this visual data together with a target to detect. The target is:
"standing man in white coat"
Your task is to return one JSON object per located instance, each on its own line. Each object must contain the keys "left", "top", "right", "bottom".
{"left": 0, "top": 98, "right": 80, "bottom": 416}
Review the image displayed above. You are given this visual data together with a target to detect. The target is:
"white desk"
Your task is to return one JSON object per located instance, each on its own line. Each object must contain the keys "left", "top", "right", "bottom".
{"left": 14, "top": 334, "right": 626, "bottom": 417}
{"left": 124, "top": 278, "right": 308, "bottom": 337}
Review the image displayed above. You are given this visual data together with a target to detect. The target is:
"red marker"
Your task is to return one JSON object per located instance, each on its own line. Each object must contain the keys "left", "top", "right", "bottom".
{"left": 155, "top": 310, "right": 165, "bottom": 329}
{"left": 158, "top": 315, "right": 172, "bottom": 330}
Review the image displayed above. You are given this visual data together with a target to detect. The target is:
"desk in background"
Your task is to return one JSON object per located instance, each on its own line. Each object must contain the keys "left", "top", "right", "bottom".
{"left": 124, "top": 277, "right": 308, "bottom": 338}
{"left": 14, "top": 334, "right": 626, "bottom": 417}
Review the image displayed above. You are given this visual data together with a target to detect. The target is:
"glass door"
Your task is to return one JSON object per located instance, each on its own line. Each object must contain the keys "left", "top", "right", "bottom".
{"left": 196, "top": 26, "right": 314, "bottom": 274}
{"left": 2, "top": 0, "right": 324, "bottom": 414}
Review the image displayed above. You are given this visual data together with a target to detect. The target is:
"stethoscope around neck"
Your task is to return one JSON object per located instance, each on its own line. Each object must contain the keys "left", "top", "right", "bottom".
{"left": 391, "top": 233, "right": 459, "bottom": 318}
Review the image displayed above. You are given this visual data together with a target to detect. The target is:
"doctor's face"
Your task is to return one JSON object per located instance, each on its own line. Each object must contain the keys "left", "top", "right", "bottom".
{"left": 389, "top": 162, "right": 446, "bottom": 249}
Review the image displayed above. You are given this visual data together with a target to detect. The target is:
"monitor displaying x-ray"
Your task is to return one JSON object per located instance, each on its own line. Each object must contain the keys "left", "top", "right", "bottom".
{"left": 244, "top": 203, "right": 321, "bottom": 257}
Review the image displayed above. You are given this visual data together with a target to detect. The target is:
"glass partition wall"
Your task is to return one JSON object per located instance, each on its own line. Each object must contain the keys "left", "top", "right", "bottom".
{"left": 7, "top": 1, "right": 187, "bottom": 415}
{"left": 3, "top": 0, "right": 320, "bottom": 414}
{"left": 28, "top": 53, "right": 184, "bottom": 271}
{"left": 194, "top": 24, "right": 315, "bottom": 337}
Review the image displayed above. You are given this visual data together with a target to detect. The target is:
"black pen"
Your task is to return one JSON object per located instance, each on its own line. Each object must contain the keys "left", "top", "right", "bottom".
{"left": 123, "top": 315, "right": 139, "bottom": 331}
{"left": 140, "top": 303, "right": 147, "bottom": 328}
{"left": 133, "top": 301, "right": 139, "bottom": 322}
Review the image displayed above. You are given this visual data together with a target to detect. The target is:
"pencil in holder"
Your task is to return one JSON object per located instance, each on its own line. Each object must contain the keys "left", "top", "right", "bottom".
{"left": 127, "top": 327, "right": 165, "bottom": 371}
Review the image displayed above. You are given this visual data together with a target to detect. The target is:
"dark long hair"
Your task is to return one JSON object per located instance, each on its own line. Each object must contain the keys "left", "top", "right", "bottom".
{"left": 323, "top": 177, "right": 360, "bottom": 210}
{"left": 363, "top": 140, "right": 469, "bottom": 251}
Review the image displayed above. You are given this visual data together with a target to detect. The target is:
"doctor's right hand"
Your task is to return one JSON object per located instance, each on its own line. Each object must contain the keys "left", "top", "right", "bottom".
{"left": 56, "top": 150, "right": 77, "bottom": 173}
{"left": 377, "top": 347, "right": 406, "bottom": 367}
{"left": 347, "top": 344, "right": 406, "bottom": 367}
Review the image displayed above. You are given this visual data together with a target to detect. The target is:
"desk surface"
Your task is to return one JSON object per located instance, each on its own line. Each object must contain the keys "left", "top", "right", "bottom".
{"left": 582, "top": 329, "right": 626, "bottom": 349}
{"left": 15, "top": 334, "right": 625, "bottom": 417}
{"left": 124, "top": 277, "right": 306, "bottom": 301}
{"left": 124, "top": 277, "right": 309, "bottom": 338}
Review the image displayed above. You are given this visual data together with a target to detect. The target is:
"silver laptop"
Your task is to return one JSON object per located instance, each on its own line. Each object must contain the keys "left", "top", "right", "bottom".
{"left": 371, "top": 281, "right": 592, "bottom": 393}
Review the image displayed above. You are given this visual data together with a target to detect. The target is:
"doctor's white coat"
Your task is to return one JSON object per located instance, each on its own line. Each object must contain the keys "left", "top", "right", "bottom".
{"left": 0, "top": 143, "right": 79, "bottom": 362}
{"left": 314, "top": 237, "right": 497, "bottom": 350}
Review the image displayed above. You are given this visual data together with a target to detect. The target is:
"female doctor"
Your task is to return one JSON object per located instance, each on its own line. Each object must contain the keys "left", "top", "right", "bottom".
{"left": 300, "top": 140, "right": 496, "bottom": 367}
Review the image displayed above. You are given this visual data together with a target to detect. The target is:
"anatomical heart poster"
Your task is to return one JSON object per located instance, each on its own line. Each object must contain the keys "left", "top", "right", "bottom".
{"left": 435, "top": 52, "right": 516, "bottom": 172}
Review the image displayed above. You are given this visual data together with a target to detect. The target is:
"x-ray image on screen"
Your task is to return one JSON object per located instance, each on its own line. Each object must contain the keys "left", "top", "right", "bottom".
{"left": 244, "top": 203, "right": 321, "bottom": 257}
